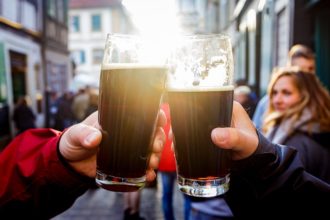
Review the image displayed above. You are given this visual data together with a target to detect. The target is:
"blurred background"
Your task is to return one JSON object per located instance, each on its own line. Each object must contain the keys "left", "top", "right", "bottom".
{"left": 0, "top": 0, "right": 329, "bottom": 148}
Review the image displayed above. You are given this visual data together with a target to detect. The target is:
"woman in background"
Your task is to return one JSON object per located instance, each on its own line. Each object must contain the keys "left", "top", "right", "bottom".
{"left": 263, "top": 67, "right": 330, "bottom": 183}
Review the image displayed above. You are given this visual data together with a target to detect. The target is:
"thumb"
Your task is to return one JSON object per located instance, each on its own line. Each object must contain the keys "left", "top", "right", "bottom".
{"left": 65, "top": 111, "right": 101, "bottom": 148}
{"left": 60, "top": 124, "right": 102, "bottom": 162}
{"left": 211, "top": 127, "right": 258, "bottom": 160}
{"left": 68, "top": 124, "right": 102, "bottom": 147}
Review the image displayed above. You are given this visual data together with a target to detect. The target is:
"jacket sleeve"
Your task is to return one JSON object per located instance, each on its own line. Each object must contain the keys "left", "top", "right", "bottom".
{"left": 0, "top": 129, "right": 95, "bottom": 219}
{"left": 225, "top": 131, "right": 330, "bottom": 217}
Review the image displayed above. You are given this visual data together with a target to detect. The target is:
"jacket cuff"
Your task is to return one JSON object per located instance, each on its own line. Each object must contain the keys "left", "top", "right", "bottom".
{"left": 43, "top": 132, "right": 95, "bottom": 189}
{"left": 230, "top": 130, "right": 277, "bottom": 175}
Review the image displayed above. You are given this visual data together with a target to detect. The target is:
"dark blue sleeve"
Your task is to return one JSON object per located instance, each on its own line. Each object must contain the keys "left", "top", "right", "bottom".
{"left": 225, "top": 131, "right": 330, "bottom": 218}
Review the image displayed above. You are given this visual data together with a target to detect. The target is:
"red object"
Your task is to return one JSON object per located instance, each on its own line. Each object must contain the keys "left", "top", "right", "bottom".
{"left": 158, "top": 103, "right": 177, "bottom": 172}
{"left": 0, "top": 129, "right": 92, "bottom": 218}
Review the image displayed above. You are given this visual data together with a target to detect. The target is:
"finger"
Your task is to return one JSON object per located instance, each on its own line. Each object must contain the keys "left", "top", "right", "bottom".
{"left": 149, "top": 153, "right": 161, "bottom": 170}
{"left": 157, "top": 109, "right": 167, "bottom": 127}
{"left": 168, "top": 127, "right": 173, "bottom": 141}
{"left": 64, "top": 123, "right": 102, "bottom": 149}
{"left": 59, "top": 123, "right": 102, "bottom": 163}
{"left": 211, "top": 102, "right": 259, "bottom": 160}
{"left": 211, "top": 127, "right": 257, "bottom": 160}
{"left": 211, "top": 126, "right": 258, "bottom": 160}
{"left": 153, "top": 127, "right": 166, "bottom": 154}
{"left": 146, "top": 168, "right": 156, "bottom": 182}
{"left": 82, "top": 111, "right": 101, "bottom": 129}
{"left": 232, "top": 102, "right": 256, "bottom": 132}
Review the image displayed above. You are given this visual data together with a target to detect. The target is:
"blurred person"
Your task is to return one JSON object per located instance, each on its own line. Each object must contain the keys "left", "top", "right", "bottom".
{"left": 0, "top": 104, "right": 330, "bottom": 218}
{"left": 72, "top": 87, "right": 90, "bottom": 122}
{"left": 158, "top": 102, "right": 191, "bottom": 220}
{"left": 12, "top": 96, "right": 36, "bottom": 135}
{"left": 54, "top": 91, "right": 76, "bottom": 130}
{"left": 0, "top": 104, "right": 10, "bottom": 137}
{"left": 288, "top": 44, "right": 315, "bottom": 73}
{"left": 253, "top": 44, "right": 316, "bottom": 130}
{"left": 189, "top": 196, "right": 233, "bottom": 220}
{"left": 85, "top": 88, "right": 99, "bottom": 116}
{"left": 48, "top": 91, "right": 59, "bottom": 128}
{"left": 263, "top": 67, "right": 330, "bottom": 183}
{"left": 235, "top": 78, "right": 258, "bottom": 101}
{"left": 123, "top": 191, "right": 144, "bottom": 220}
{"left": 234, "top": 85, "right": 257, "bottom": 118}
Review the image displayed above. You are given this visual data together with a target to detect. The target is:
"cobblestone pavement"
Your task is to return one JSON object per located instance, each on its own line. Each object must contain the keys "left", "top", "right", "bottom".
{"left": 52, "top": 176, "right": 184, "bottom": 220}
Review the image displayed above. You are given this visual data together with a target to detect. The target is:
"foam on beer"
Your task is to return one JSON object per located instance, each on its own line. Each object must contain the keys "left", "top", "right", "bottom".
{"left": 102, "top": 63, "right": 166, "bottom": 70}
{"left": 166, "top": 84, "right": 234, "bottom": 92}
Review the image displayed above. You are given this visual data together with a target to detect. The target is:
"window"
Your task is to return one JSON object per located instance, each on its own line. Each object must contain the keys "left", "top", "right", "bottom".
{"left": 92, "top": 49, "right": 103, "bottom": 64}
{"left": 57, "top": 0, "right": 64, "bottom": 23}
{"left": 63, "top": 0, "right": 68, "bottom": 24}
{"left": 91, "top": 14, "right": 101, "bottom": 32}
{"left": 1, "top": 0, "right": 19, "bottom": 22}
{"left": 22, "top": 1, "right": 37, "bottom": 31}
{"left": 47, "top": 0, "right": 56, "bottom": 17}
{"left": 71, "top": 50, "right": 85, "bottom": 65}
{"left": 0, "top": 43, "right": 8, "bottom": 103}
{"left": 70, "top": 15, "right": 80, "bottom": 32}
{"left": 276, "top": 8, "right": 289, "bottom": 67}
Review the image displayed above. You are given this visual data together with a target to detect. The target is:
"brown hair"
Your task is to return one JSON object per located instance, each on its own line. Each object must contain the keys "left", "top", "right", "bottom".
{"left": 287, "top": 44, "right": 315, "bottom": 64}
{"left": 263, "top": 67, "right": 330, "bottom": 134}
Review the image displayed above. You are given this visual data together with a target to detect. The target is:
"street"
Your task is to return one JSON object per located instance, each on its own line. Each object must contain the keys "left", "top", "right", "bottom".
{"left": 52, "top": 176, "right": 185, "bottom": 220}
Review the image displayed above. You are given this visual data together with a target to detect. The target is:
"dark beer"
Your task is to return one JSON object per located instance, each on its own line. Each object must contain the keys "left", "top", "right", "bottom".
{"left": 97, "top": 64, "right": 166, "bottom": 192}
{"left": 168, "top": 87, "right": 233, "bottom": 180}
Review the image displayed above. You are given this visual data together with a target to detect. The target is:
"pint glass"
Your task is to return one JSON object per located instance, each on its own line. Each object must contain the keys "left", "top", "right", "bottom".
{"left": 96, "top": 34, "right": 167, "bottom": 192}
{"left": 167, "top": 34, "right": 234, "bottom": 197}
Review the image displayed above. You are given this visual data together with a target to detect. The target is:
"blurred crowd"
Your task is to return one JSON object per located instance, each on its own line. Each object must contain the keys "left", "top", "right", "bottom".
{"left": 47, "top": 86, "right": 99, "bottom": 131}
{"left": 11, "top": 86, "right": 99, "bottom": 136}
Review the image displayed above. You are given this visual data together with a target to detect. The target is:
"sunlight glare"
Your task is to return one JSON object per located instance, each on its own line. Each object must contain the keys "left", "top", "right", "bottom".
{"left": 122, "top": 0, "right": 182, "bottom": 63}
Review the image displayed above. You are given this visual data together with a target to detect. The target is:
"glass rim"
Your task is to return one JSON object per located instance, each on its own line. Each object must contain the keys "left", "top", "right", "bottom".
{"left": 177, "top": 33, "right": 231, "bottom": 40}
{"left": 105, "top": 33, "right": 231, "bottom": 40}
{"left": 106, "top": 33, "right": 141, "bottom": 39}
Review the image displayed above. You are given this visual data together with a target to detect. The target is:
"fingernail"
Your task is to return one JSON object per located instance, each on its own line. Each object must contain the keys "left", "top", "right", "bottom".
{"left": 85, "top": 131, "right": 99, "bottom": 145}
{"left": 211, "top": 128, "right": 227, "bottom": 143}
{"left": 157, "top": 139, "right": 164, "bottom": 149}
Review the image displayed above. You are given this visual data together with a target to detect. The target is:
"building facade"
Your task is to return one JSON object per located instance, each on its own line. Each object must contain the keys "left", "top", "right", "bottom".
{"left": 176, "top": 0, "right": 330, "bottom": 97}
{"left": 0, "top": 0, "right": 70, "bottom": 147}
{"left": 68, "top": 0, "right": 133, "bottom": 90}
{"left": 42, "top": 0, "right": 71, "bottom": 127}
{"left": 0, "top": 0, "right": 44, "bottom": 145}
{"left": 222, "top": 0, "right": 330, "bottom": 96}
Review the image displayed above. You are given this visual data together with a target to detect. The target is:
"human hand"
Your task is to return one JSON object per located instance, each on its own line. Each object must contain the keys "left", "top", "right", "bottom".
{"left": 211, "top": 102, "right": 259, "bottom": 160}
{"left": 146, "top": 109, "right": 167, "bottom": 181}
{"left": 59, "top": 112, "right": 101, "bottom": 178}
{"left": 59, "top": 110, "right": 167, "bottom": 180}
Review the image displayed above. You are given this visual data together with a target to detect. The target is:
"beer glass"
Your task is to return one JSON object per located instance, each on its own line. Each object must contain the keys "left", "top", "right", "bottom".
{"left": 167, "top": 34, "right": 234, "bottom": 197}
{"left": 96, "top": 34, "right": 167, "bottom": 192}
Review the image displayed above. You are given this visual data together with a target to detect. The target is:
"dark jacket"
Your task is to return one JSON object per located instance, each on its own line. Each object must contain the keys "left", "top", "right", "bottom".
{"left": 226, "top": 132, "right": 330, "bottom": 219}
{"left": 285, "top": 131, "right": 330, "bottom": 183}
{"left": 13, "top": 105, "right": 36, "bottom": 133}
{"left": 265, "top": 108, "right": 330, "bottom": 184}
